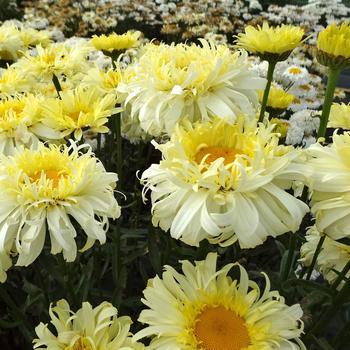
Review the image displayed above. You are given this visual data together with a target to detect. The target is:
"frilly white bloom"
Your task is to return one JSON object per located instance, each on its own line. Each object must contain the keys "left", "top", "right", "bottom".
{"left": 118, "top": 40, "right": 266, "bottom": 137}
{"left": 134, "top": 252, "right": 305, "bottom": 350}
{"left": 0, "top": 142, "right": 120, "bottom": 282}
{"left": 0, "top": 94, "right": 43, "bottom": 155}
{"left": 32, "top": 86, "right": 120, "bottom": 141}
{"left": 34, "top": 299, "right": 144, "bottom": 350}
{"left": 307, "top": 131, "right": 350, "bottom": 240}
{"left": 300, "top": 226, "right": 350, "bottom": 286}
{"left": 141, "top": 118, "right": 309, "bottom": 248}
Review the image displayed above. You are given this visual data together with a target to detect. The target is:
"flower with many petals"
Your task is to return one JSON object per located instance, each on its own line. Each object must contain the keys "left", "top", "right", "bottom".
{"left": 236, "top": 22, "right": 305, "bottom": 61}
{"left": 118, "top": 40, "right": 265, "bottom": 137}
{"left": 0, "top": 142, "right": 120, "bottom": 282}
{"left": 141, "top": 118, "right": 309, "bottom": 248}
{"left": 307, "top": 131, "right": 350, "bottom": 240}
{"left": 91, "top": 31, "right": 140, "bottom": 53}
{"left": 134, "top": 253, "right": 305, "bottom": 350}
{"left": 300, "top": 226, "right": 350, "bottom": 286}
{"left": 34, "top": 299, "right": 143, "bottom": 350}
{"left": 328, "top": 102, "right": 350, "bottom": 129}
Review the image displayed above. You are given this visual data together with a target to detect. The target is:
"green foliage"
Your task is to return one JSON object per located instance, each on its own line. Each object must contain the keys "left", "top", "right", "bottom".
{"left": 0, "top": 0, "right": 22, "bottom": 22}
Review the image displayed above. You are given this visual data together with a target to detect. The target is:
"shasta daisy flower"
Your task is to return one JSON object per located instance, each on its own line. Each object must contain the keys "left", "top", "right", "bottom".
{"left": 0, "top": 67, "right": 32, "bottom": 95}
{"left": 141, "top": 118, "right": 309, "bottom": 248}
{"left": 0, "top": 93, "right": 43, "bottom": 155}
{"left": 307, "top": 131, "right": 350, "bottom": 240}
{"left": 316, "top": 22, "right": 350, "bottom": 68}
{"left": 258, "top": 86, "right": 295, "bottom": 110}
{"left": 33, "top": 86, "right": 119, "bottom": 141}
{"left": 34, "top": 299, "right": 144, "bottom": 350}
{"left": 118, "top": 40, "right": 265, "bottom": 137}
{"left": 328, "top": 102, "right": 350, "bottom": 129}
{"left": 134, "top": 253, "right": 305, "bottom": 350}
{"left": 300, "top": 226, "right": 350, "bottom": 286}
{"left": 0, "top": 142, "right": 120, "bottom": 282}
{"left": 236, "top": 22, "right": 305, "bottom": 61}
{"left": 91, "top": 31, "right": 141, "bottom": 53}
{"left": 282, "top": 66, "right": 309, "bottom": 85}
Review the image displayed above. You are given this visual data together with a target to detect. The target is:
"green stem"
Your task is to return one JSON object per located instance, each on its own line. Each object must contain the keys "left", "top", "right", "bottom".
{"left": 331, "top": 259, "right": 350, "bottom": 290}
{"left": 282, "top": 232, "right": 297, "bottom": 281}
{"left": 305, "top": 276, "right": 350, "bottom": 342}
{"left": 115, "top": 112, "right": 122, "bottom": 186}
{"left": 306, "top": 235, "right": 326, "bottom": 280}
{"left": 317, "top": 68, "right": 341, "bottom": 138}
{"left": 52, "top": 74, "right": 62, "bottom": 99}
{"left": 258, "top": 60, "right": 276, "bottom": 123}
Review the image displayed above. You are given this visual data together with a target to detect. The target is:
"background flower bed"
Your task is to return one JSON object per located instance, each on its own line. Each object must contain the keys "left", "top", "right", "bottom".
{"left": 0, "top": 1, "right": 349, "bottom": 350}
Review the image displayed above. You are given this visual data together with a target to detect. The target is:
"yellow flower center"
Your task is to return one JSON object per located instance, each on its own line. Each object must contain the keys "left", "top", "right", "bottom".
{"left": 194, "top": 146, "right": 241, "bottom": 165}
{"left": 194, "top": 306, "right": 250, "bottom": 350}
{"left": 68, "top": 110, "right": 83, "bottom": 121}
{"left": 288, "top": 67, "right": 302, "bottom": 75}
{"left": 67, "top": 337, "right": 93, "bottom": 350}
{"left": 30, "top": 169, "right": 67, "bottom": 187}
{"left": 299, "top": 84, "right": 311, "bottom": 91}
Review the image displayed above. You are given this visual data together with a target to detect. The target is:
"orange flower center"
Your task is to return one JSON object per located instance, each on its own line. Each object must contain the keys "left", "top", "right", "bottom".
{"left": 194, "top": 306, "right": 250, "bottom": 350}
{"left": 30, "top": 169, "right": 67, "bottom": 187}
{"left": 288, "top": 67, "right": 302, "bottom": 75}
{"left": 194, "top": 146, "right": 241, "bottom": 165}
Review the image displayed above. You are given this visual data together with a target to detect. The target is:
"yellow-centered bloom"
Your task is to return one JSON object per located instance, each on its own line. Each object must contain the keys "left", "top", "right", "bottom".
{"left": 259, "top": 86, "right": 296, "bottom": 110}
{"left": 0, "top": 66, "right": 32, "bottom": 94}
{"left": 0, "top": 142, "right": 120, "bottom": 282}
{"left": 0, "top": 93, "right": 43, "bottom": 155}
{"left": 141, "top": 118, "right": 308, "bottom": 248}
{"left": 306, "top": 131, "right": 350, "bottom": 240}
{"left": 91, "top": 31, "right": 140, "bottom": 52}
{"left": 300, "top": 226, "right": 350, "bottom": 287}
{"left": 236, "top": 22, "right": 305, "bottom": 60}
{"left": 118, "top": 40, "right": 265, "bottom": 137}
{"left": 134, "top": 253, "right": 305, "bottom": 350}
{"left": 34, "top": 300, "right": 144, "bottom": 350}
{"left": 317, "top": 22, "right": 350, "bottom": 61}
{"left": 328, "top": 102, "right": 350, "bottom": 129}
{"left": 270, "top": 118, "right": 289, "bottom": 138}
{"left": 33, "top": 86, "right": 119, "bottom": 141}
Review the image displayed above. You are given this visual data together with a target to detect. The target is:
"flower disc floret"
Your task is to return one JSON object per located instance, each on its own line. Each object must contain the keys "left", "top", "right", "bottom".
{"left": 118, "top": 40, "right": 266, "bottom": 137}
{"left": 141, "top": 118, "right": 309, "bottom": 248}
{"left": 34, "top": 299, "right": 144, "bottom": 350}
{"left": 134, "top": 253, "right": 305, "bottom": 350}
{"left": 0, "top": 142, "right": 120, "bottom": 282}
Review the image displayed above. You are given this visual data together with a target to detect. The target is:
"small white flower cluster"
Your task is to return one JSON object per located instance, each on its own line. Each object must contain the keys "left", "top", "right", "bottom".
{"left": 286, "top": 109, "right": 320, "bottom": 147}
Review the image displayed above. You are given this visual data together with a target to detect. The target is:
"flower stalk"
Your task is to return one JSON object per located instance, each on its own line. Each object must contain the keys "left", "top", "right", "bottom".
{"left": 317, "top": 68, "right": 340, "bottom": 138}
{"left": 259, "top": 60, "right": 276, "bottom": 123}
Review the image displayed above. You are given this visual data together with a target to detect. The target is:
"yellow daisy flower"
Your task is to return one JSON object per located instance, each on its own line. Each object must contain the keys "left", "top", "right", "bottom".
{"left": 134, "top": 253, "right": 305, "bottom": 350}
{"left": 91, "top": 31, "right": 141, "bottom": 52}
{"left": 259, "top": 86, "right": 296, "bottom": 110}
{"left": 0, "top": 142, "right": 120, "bottom": 282}
{"left": 236, "top": 22, "right": 305, "bottom": 61}
{"left": 118, "top": 40, "right": 266, "bottom": 137}
{"left": 270, "top": 117, "right": 289, "bottom": 138}
{"left": 141, "top": 118, "right": 309, "bottom": 248}
{"left": 328, "top": 102, "right": 350, "bottom": 129}
{"left": 0, "top": 66, "right": 32, "bottom": 94}
{"left": 307, "top": 131, "right": 350, "bottom": 241}
{"left": 34, "top": 86, "right": 119, "bottom": 141}
{"left": 82, "top": 66, "right": 122, "bottom": 94}
{"left": 34, "top": 299, "right": 144, "bottom": 350}
{"left": 16, "top": 43, "right": 90, "bottom": 80}
{"left": 300, "top": 226, "right": 350, "bottom": 287}
{"left": 317, "top": 22, "right": 350, "bottom": 68}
